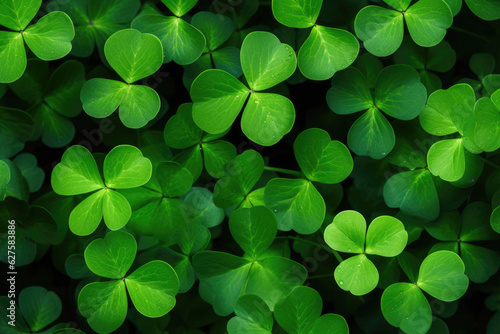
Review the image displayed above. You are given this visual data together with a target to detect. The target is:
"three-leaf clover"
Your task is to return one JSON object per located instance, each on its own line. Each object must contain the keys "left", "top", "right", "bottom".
{"left": 274, "top": 286, "right": 349, "bottom": 334}
{"left": 121, "top": 160, "right": 194, "bottom": 246}
{"left": 394, "top": 39, "right": 456, "bottom": 94}
{"left": 265, "top": 128, "right": 353, "bottom": 234}
{"left": 419, "top": 83, "right": 486, "bottom": 182}
{"left": 0, "top": 107, "right": 34, "bottom": 159}
{"left": 51, "top": 145, "right": 152, "bottom": 236}
{"left": 190, "top": 31, "right": 297, "bottom": 146}
{"left": 9, "top": 59, "right": 86, "bottom": 147}
{"left": 163, "top": 103, "right": 237, "bottom": 179}
{"left": 354, "top": 0, "right": 453, "bottom": 57}
{"left": 78, "top": 230, "right": 179, "bottom": 334}
{"left": 0, "top": 0, "right": 75, "bottom": 83}
{"left": 131, "top": 0, "right": 206, "bottom": 65}
{"left": 272, "top": 0, "right": 360, "bottom": 80}
{"left": 213, "top": 149, "right": 265, "bottom": 210}
{"left": 324, "top": 210, "right": 408, "bottom": 295}
{"left": 381, "top": 250, "right": 468, "bottom": 334}
{"left": 0, "top": 197, "right": 58, "bottom": 267}
{"left": 327, "top": 64, "right": 427, "bottom": 159}
{"left": 80, "top": 29, "right": 164, "bottom": 128}
{"left": 49, "top": 0, "right": 141, "bottom": 59}
{"left": 192, "top": 206, "right": 307, "bottom": 316}
{"left": 0, "top": 286, "right": 62, "bottom": 333}
{"left": 426, "top": 202, "right": 500, "bottom": 283}
{"left": 183, "top": 11, "right": 242, "bottom": 88}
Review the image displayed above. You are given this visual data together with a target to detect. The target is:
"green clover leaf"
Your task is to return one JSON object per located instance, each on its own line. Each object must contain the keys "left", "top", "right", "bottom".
{"left": 0, "top": 0, "right": 74, "bottom": 83}
{"left": 78, "top": 230, "right": 179, "bottom": 333}
{"left": 81, "top": 29, "right": 163, "bottom": 128}
{"left": 324, "top": 210, "right": 408, "bottom": 295}
{"left": 51, "top": 145, "right": 152, "bottom": 235}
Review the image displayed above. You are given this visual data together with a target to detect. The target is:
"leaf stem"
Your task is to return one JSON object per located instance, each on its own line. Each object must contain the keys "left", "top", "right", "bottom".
{"left": 264, "top": 166, "right": 302, "bottom": 177}
{"left": 479, "top": 156, "right": 500, "bottom": 170}
{"left": 276, "top": 236, "right": 344, "bottom": 264}
{"left": 450, "top": 26, "right": 490, "bottom": 42}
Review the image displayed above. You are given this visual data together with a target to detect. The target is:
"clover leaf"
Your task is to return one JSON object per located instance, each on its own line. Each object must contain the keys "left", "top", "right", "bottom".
{"left": 227, "top": 294, "right": 273, "bottom": 334}
{"left": 426, "top": 202, "right": 500, "bottom": 283}
{"left": 81, "top": 29, "right": 163, "bottom": 128}
{"left": 51, "top": 145, "right": 152, "bottom": 235}
{"left": 164, "top": 103, "right": 236, "bottom": 179}
{"left": 265, "top": 128, "right": 352, "bottom": 234}
{"left": 191, "top": 31, "right": 297, "bottom": 146}
{"left": 131, "top": 1, "right": 205, "bottom": 65}
{"left": 354, "top": 0, "right": 453, "bottom": 57}
{"left": 0, "top": 286, "right": 62, "bottom": 333}
{"left": 120, "top": 160, "right": 194, "bottom": 245}
{"left": 465, "top": 0, "right": 500, "bottom": 20}
{"left": 49, "top": 0, "right": 140, "bottom": 58}
{"left": 12, "top": 153, "right": 44, "bottom": 193}
{"left": 327, "top": 64, "right": 427, "bottom": 158}
{"left": 0, "top": 107, "right": 34, "bottom": 158}
{"left": 381, "top": 250, "right": 468, "bottom": 334}
{"left": 324, "top": 210, "right": 408, "bottom": 295}
{"left": 394, "top": 39, "right": 456, "bottom": 94}
{"left": 193, "top": 206, "right": 307, "bottom": 316}
{"left": 271, "top": 0, "right": 359, "bottom": 80}
{"left": 9, "top": 59, "right": 86, "bottom": 147}
{"left": 384, "top": 169, "right": 439, "bottom": 221}
{"left": 78, "top": 230, "right": 179, "bottom": 334}
{"left": 274, "top": 286, "right": 349, "bottom": 334}
{"left": 0, "top": 197, "right": 58, "bottom": 266}
{"left": 0, "top": 0, "right": 74, "bottom": 83}
{"left": 213, "top": 149, "right": 264, "bottom": 209}
{"left": 419, "top": 83, "right": 486, "bottom": 182}
{"left": 183, "top": 11, "right": 242, "bottom": 88}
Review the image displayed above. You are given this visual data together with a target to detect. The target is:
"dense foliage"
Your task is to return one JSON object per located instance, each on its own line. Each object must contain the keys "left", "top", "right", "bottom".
{"left": 2, "top": 0, "right": 500, "bottom": 333}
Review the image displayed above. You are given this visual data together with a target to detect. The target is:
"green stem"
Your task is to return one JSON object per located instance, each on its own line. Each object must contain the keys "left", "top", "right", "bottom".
{"left": 264, "top": 166, "right": 302, "bottom": 177}
{"left": 479, "top": 156, "right": 500, "bottom": 170}
{"left": 450, "top": 26, "right": 490, "bottom": 42}
{"left": 276, "top": 236, "right": 343, "bottom": 264}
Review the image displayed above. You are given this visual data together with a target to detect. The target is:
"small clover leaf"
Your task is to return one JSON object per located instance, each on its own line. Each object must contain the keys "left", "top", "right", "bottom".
{"left": 324, "top": 210, "right": 408, "bottom": 295}
{"left": 81, "top": 29, "right": 163, "bottom": 128}
{"left": 274, "top": 286, "right": 349, "bottom": 334}
{"left": 327, "top": 64, "right": 427, "bottom": 159}
{"left": 164, "top": 103, "right": 237, "bottom": 179}
{"left": 227, "top": 294, "right": 273, "bottom": 334}
{"left": 294, "top": 128, "right": 353, "bottom": 184}
{"left": 79, "top": 230, "right": 179, "bottom": 333}
{"left": 383, "top": 169, "right": 440, "bottom": 221}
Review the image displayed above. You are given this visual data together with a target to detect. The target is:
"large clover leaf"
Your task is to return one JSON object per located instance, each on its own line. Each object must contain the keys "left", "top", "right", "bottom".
{"left": 0, "top": 0, "right": 75, "bottom": 83}
{"left": 80, "top": 29, "right": 163, "bottom": 128}
{"left": 192, "top": 206, "right": 307, "bottom": 316}
{"left": 131, "top": 0, "right": 205, "bottom": 65}
{"left": 191, "top": 31, "right": 297, "bottom": 146}
{"left": 354, "top": 0, "right": 453, "bottom": 57}
{"left": 51, "top": 145, "right": 152, "bottom": 235}
{"left": 78, "top": 230, "right": 179, "bottom": 334}
{"left": 327, "top": 64, "right": 427, "bottom": 158}
{"left": 324, "top": 210, "right": 408, "bottom": 295}
{"left": 271, "top": 0, "right": 359, "bottom": 80}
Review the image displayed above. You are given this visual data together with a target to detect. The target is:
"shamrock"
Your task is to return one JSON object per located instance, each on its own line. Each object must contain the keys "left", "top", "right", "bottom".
{"left": 51, "top": 145, "right": 152, "bottom": 236}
